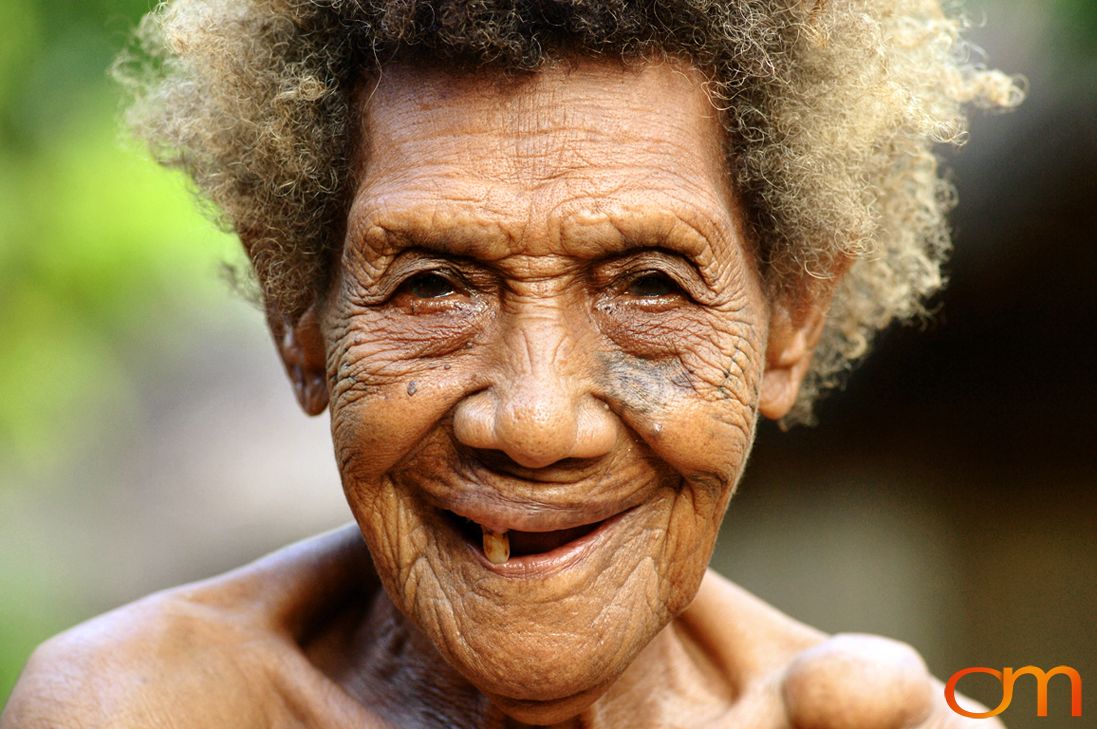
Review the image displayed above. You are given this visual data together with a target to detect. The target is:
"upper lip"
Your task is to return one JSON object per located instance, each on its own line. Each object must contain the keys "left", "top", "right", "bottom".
{"left": 403, "top": 440, "right": 666, "bottom": 533}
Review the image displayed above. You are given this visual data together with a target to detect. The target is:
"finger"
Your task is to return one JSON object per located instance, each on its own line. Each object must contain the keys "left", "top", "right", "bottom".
{"left": 781, "top": 633, "right": 934, "bottom": 729}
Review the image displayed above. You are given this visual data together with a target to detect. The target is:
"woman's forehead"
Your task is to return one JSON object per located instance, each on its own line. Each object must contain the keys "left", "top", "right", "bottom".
{"left": 348, "top": 56, "right": 741, "bottom": 264}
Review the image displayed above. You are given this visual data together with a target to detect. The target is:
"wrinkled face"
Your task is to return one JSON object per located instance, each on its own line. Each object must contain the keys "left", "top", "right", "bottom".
{"left": 320, "top": 57, "right": 772, "bottom": 714}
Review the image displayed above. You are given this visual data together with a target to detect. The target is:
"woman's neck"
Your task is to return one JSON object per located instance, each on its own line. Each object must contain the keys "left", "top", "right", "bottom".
{"left": 321, "top": 588, "right": 733, "bottom": 729}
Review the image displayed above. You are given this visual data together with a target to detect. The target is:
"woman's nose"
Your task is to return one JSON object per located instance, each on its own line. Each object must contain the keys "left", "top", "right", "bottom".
{"left": 453, "top": 331, "right": 616, "bottom": 469}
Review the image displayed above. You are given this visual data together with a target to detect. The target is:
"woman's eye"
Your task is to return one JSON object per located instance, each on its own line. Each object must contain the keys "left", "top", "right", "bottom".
{"left": 402, "top": 272, "right": 456, "bottom": 299}
{"left": 626, "top": 272, "right": 680, "bottom": 298}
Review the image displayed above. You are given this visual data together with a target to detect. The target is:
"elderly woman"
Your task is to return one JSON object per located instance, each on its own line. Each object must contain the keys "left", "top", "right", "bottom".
{"left": 2, "top": 1, "right": 1021, "bottom": 727}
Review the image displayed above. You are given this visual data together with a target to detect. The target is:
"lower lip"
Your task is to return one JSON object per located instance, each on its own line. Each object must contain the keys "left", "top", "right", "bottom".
{"left": 464, "top": 507, "right": 635, "bottom": 578}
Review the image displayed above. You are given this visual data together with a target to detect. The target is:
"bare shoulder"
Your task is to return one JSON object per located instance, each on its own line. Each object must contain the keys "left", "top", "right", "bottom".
{"left": 1, "top": 525, "right": 376, "bottom": 729}
{"left": 689, "top": 569, "right": 1006, "bottom": 729}
{"left": 1, "top": 583, "right": 269, "bottom": 728}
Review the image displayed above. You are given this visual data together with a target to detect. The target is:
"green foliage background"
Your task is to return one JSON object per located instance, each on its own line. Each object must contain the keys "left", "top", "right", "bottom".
{"left": 0, "top": 0, "right": 240, "bottom": 471}
{"left": 0, "top": 0, "right": 239, "bottom": 700}
{"left": 1, "top": 0, "right": 1094, "bottom": 710}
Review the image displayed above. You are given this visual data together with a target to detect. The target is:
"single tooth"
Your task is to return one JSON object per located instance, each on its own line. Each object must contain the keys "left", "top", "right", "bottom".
{"left": 482, "top": 527, "right": 510, "bottom": 565}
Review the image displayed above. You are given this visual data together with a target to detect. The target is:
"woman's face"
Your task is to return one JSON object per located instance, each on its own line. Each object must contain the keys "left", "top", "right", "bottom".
{"left": 311, "top": 57, "right": 782, "bottom": 715}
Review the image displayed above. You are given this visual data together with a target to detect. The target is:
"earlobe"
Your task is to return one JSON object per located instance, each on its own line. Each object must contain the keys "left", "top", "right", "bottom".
{"left": 272, "top": 306, "right": 329, "bottom": 416}
{"left": 759, "top": 299, "right": 828, "bottom": 421}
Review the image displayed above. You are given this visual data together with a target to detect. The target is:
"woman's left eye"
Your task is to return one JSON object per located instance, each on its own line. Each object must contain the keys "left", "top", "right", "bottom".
{"left": 626, "top": 271, "right": 681, "bottom": 298}
{"left": 401, "top": 272, "right": 457, "bottom": 299}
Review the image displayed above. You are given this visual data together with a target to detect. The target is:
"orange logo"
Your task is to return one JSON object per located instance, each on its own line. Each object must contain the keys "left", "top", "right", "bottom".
{"left": 945, "top": 665, "right": 1082, "bottom": 718}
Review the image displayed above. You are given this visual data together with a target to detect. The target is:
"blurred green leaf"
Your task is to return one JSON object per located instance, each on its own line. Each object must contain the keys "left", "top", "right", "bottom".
{"left": 0, "top": 101, "right": 236, "bottom": 468}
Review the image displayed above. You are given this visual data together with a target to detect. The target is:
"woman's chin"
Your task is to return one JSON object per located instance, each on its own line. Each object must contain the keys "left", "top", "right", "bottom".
{"left": 483, "top": 681, "right": 617, "bottom": 725}
{"left": 438, "top": 619, "right": 648, "bottom": 704}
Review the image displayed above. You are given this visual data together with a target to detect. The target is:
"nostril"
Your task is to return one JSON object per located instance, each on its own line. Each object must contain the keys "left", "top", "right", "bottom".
{"left": 452, "top": 390, "right": 497, "bottom": 451}
{"left": 453, "top": 386, "right": 616, "bottom": 470}
{"left": 472, "top": 448, "right": 533, "bottom": 474}
{"left": 453, "top": 390, "right": 580, "bottom": 467}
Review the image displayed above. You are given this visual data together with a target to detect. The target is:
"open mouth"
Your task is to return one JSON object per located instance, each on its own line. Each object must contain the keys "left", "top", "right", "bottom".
{"left": 442, "top": 510, "right": 606, "bottom": 565}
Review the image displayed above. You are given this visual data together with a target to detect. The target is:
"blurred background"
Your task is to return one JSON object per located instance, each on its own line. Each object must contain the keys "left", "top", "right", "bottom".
{"left": 0, "top": 1, "right": 1093, "bottom": 725}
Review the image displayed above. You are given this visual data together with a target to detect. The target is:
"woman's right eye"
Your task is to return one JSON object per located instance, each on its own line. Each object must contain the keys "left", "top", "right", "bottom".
{"left": 400, "top": 272, "right": 457, "bottom": 299}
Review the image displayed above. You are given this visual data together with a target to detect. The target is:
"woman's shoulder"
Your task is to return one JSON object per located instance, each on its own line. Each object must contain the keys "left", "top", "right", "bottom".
{"left": 0, "top": 525, "right": 379, "bottom": 729}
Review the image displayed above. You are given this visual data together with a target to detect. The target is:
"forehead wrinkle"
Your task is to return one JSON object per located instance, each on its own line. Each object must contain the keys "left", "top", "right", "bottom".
{"left": 497, "top": 115, "right": 711, "bottom": 187}
{"left": 366, "top": 59, "right": 726, "bottom": 188}
{"left": 369, "top": 114, "right": 716, "bottom": 193}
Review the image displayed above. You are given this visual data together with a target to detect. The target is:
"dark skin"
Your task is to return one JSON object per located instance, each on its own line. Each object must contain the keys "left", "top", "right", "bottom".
{"left": 1, "top": 57, "right": 1001, "bottom": 729}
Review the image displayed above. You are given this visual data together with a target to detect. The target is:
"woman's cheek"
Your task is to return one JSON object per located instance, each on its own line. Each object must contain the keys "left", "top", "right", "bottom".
{"left": 323, "top": 295, "right": 488, "bottom": 476}
{"left": 597, "top": 315, "right": 764, "bottom": 487}
{"left": 596, "top": 337, "right": 762, "bottom": 620}
{"left": 326, "top": 353, "right": 468, "bottom": 482}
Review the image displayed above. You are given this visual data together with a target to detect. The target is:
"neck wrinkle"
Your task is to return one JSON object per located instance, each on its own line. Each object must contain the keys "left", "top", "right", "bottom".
{"left": 488, "top": 614, "right": 733, "bottom": 729}
{"left": 337, "top": 590, "right": 730, "bottom": 729}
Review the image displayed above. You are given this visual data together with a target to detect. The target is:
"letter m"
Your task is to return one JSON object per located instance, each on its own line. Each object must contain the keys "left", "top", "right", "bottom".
{"left": 1004, "top": 665, "right": 1083, "bottom": 717}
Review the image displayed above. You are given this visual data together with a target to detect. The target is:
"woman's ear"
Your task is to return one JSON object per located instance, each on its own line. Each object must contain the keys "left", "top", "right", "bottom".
{"left": 270, "top": 305, "right": 329, "bottom": 416}
{"left": 759, "top": 298, "right": 829, "bottom": 421}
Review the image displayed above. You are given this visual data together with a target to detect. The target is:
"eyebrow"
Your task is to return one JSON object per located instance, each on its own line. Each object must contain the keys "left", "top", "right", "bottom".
{"left": 352, "top": 202, "right": 728, "bottom": 271}
{"left": 558, "top": 207, "right": 722, "bottom": 263}
{"left": 354, "top": 212, "right": 520, "bottom": 262}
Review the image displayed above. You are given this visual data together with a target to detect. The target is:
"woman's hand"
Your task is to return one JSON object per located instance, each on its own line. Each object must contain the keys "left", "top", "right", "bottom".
{"left": 686, "top": 573, "right": 1006, "bottom": 729}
